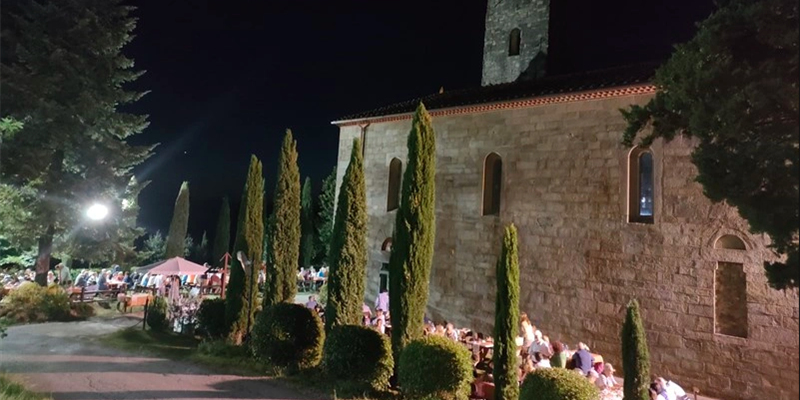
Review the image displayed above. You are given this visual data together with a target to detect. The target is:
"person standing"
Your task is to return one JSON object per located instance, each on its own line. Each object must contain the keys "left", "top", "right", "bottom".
{"left": 374, "top": 289, "right": 389, "bottom": 313}
{"left": 55, "top": 264, "right": 72, "bottom": 287}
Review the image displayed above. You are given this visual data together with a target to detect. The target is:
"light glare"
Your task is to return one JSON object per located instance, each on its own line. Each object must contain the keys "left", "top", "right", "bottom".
{"left": 87, "top": 204, "right": 109, "bottom": 221}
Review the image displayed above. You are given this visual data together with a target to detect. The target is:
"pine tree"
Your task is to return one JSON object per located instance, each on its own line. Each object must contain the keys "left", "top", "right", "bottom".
{"left": 300, "top": 177, "right": 316, "bottom": 269}
{"left": 211, "top": 197, "right": 231, "bottom": 266}
{"left": 264, "top": 130, "right": 301, "bottom": 307}
{"left": 622, "top": 299, "right": 651, "bottom": 400}
{"left": 0, "top": 0, "right": 153, "bottom": 285}
{"left": 493, "top": 224, "right": 519, "bottom": 400}
{"left": 316, "top": 167, "right": 337, "bottom": 265}
{"left": 227, "top": 155, "right": 264, "bottom": 344}
{"left": 165, "top": 182, "right": 190, "bottom": 258}
{"left": 325, "top": 138, "right": 367, "bottom": 332}
{"left": 621, "top": 0, "right": 798, "bottom": 289}
{"left": 389, "top": 103, "right": 436, "bottom": 361}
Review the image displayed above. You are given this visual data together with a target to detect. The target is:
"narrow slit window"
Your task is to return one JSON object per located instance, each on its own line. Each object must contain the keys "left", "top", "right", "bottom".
{"left": 509, "top": 28, "right": 521, "bottom": 56}
{"left": 387, "top": 158, "right": 402, "bottom": 211}
{"left": 628, "top": 147, "right": 655, "bottom": 223}
{"left": 483, "top": 153, "right": 502, "bottom": 216}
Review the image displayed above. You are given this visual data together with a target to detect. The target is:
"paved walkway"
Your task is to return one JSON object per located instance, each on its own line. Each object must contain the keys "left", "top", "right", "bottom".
{"left": 0, "top": 317, "right": 323, "bottom": 400}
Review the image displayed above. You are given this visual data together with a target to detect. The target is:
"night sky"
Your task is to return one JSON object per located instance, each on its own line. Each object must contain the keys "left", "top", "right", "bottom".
{"left": 126, "top": 0, "right": 714, "bottom": 239}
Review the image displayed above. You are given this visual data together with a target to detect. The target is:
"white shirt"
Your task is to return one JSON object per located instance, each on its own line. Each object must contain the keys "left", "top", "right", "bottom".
{"left": 375, "top": 292, "right": 389, "bottom": 312}
{"left": 59, "top": 266, "right": 71, "bottom": 282}
{"left": 662, "top": 381, "right": 686, "bottom": 400}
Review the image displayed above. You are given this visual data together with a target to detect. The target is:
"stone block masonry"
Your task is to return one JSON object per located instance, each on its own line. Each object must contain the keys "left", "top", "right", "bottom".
{"left": 335, "top": 92, "right": 799, "bottom": 400}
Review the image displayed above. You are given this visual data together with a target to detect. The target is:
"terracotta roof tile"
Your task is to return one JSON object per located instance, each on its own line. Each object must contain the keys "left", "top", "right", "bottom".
{"left": 334, "top": 63, "right": 657, "bottom": 123}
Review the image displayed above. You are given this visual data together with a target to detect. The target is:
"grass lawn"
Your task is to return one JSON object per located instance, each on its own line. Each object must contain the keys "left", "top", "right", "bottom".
{"left": 101, "top": 327, "right": 399, "bottom": 400}
{"left": 100, "top": 328, "right": 270, "bottom": 376}
{"left": 0, "top": 374, "right": 51, "bottom": 400}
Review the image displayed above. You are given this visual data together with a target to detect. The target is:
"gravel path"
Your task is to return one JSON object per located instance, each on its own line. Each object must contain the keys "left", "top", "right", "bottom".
{"left": 0, "top": 317, "right": 323, "bottom": 400}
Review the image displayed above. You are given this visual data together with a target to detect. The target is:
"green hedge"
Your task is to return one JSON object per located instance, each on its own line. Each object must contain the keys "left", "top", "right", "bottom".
{"left": 197, "top": 298, "right": 227, "bottom": 338}
{"left": 251, "top": 302, "right": 324, "bottom": 372}
{"left": 398, "top": 335, "right": 473, "bottom": 400}
{"left": 323, "top": 324, "right": 393, "bottom": 393}
{"left": 520, "top": 368, "right": 600, "bottom": 400}
{"left": 146, "top": 297, "right": 169, "bottom": 332}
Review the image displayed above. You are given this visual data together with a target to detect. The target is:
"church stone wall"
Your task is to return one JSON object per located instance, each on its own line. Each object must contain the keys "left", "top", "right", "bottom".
{"left": 334, "top": 92, "right": 799, "bottom": 400}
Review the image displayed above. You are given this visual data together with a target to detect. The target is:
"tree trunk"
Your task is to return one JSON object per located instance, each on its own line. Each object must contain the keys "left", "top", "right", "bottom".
{"left": 35, "top": 225, "right": 55, "bottom": 286}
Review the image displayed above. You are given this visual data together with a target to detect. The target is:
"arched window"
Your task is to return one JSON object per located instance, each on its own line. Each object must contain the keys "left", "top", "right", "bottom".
{"left": 509, "top": 28, "right": 521, "bottom": 56}
{"left": 387, "top": 158, "right": 402, "bottom": 211}
{"left": 714, "top": 234, "right": 747, "bottom": 250}
{"left": 482, "top": 153, "right": 503, "bottom": 216}
{"left": 628, "top": 147, "right": 654, "bottom": 223}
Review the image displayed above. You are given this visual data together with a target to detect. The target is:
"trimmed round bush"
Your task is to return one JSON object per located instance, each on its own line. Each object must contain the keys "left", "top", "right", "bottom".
{"left": 251, "top": 302, "right": 324, "bottom": 372}
{"left": 323, "top": 324, "right": 393, "bottom": 392}
{"left": 146, "top": 296, "right": 169, "bottom": 332}
{"left": 520, "top": 368, "right": 600, "bottom": 400}
{"left": 197, "top": 298, "right": 227, "bottom": 338}
{"left": 399, "top": 335, "right": 473, "bottom": 400}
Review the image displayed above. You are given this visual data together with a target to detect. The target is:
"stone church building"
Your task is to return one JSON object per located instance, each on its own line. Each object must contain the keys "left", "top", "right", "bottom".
{"left": 331, "top": 1, "right": 799, "bottom": 399}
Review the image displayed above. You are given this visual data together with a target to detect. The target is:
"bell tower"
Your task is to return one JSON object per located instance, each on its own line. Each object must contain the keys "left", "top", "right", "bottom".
{"left": 481, "top": 0, "right": 550, "bottom": 86}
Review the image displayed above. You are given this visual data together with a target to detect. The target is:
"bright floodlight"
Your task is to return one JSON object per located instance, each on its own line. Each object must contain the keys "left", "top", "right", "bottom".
{"left": 86, "top": 204, "right": 109, "bottom": 221}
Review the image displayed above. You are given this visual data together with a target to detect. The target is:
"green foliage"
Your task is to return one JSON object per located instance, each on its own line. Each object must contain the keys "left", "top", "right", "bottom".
{"left": 0, "top": 284, "right": 70, "bottom": 323}
{"left": 322, "top": 324, "right": 394, "bottom": 393}
{"left": 389, "top": 103, "right": 437, "bottom": 361}
{"left": 251, "top": 302, "right": 324, "bottom": 372}
{"left": 0, "top": 237, "right": 36, "bottom": 268}
{"left": 146, "top": 296, "right": 169, "bottom": 332}
{"left": 211, "top": 197, "right": 231, "bottom": 267}
{"left": 227, "top": 155, "right": 264, "bottom": 344}
{"left": 69, "top": 302, "right": 95, "bottom": 320}
{"left": 300, "top": 177, "right": 316, "bottom": 269}
{"left": 316, "top": 167, "right": 337, "bottom": 265}
{"left": 621, "top": 0, "right": 799, "bottom": 289}
{"left": 264, "top": 130, "right": 301, "bottom": 307}
{"left": 197, "top": 298, "right": 227, "bottom": 339}
{"left": 621, "top": 299, "right": 650, "bottom": 400}
{"left": 0, "top": 0, "right": 153, "bottom": 281}
{"left": 318, "top": 282, "right": 328, "bottom": 306}
{"left": 0, "top": 116, "right": 24, "bottom": 140}
{"left": 398, "top": 335, "right": 472, "bottom": 400}
{"left": 137, "top": 231, "right": 165, "bottom": 266}
{"left": 520, "top": 368, "right": 600, "bottom": 400}
{"left": 494, "top": 224, "right": 520, "bottom": 400}
{"left": 0, "top": 372, "right": 52, "bottom": 400}
{"left": 325, "top": 139, "right": 367, "bottom": 332}
{"left": 165, "top": 182, "right": 191, "bottom": 259}
{"left": 186, "top": 231, "right": 208, "bottom": 264}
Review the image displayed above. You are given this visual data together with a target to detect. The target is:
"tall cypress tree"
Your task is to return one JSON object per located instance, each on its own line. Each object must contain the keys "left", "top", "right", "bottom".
{"left": 389, "top": 103, "right": 436, "bottom": 361}
{"left": 164, "top": 181, "right": 190, "bottom": 258}
{"left": 493, "top": 224, "right": 519, "bottom": 400}
{"left": 325, "top": 138, "right": 367, "bottom": 332}
{"left": 211, "top": 197, "right": 231, "bottom": 267}
{"left": 300, "top": 177, "right": 315, "bottom": 269}
{"left": 264, "top": 130, "right": 301, "bottom": 306}
{"left": 316, "top": 167, "right": 337, "bottom": 265}
{"left": 227, "top": 155, "right": 264, "bottom": 344}
{"left": 622, "top": 299, "right": 651, "bottom": 400}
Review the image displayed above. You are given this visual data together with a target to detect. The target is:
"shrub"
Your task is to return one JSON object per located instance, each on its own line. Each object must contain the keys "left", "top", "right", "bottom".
{"left": 146, "top": 296, "right": 169, "bottom": 332}
{"left": 197, "top": 298, "right": 227, "bottom": 338}
{"left": 0, "top": 283, "right": 70, "bottom": 323}
{"left": 520, "top": 368, "right": 599, "bottom": 400}
{"left": 251, "top": 302, "right": 324, "bottom": 372}
{"left": 323, "top": 324, "right": 393, "bottom": 393}
{"left": 398, "top": 335, "right": 472, "bottom": 400}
